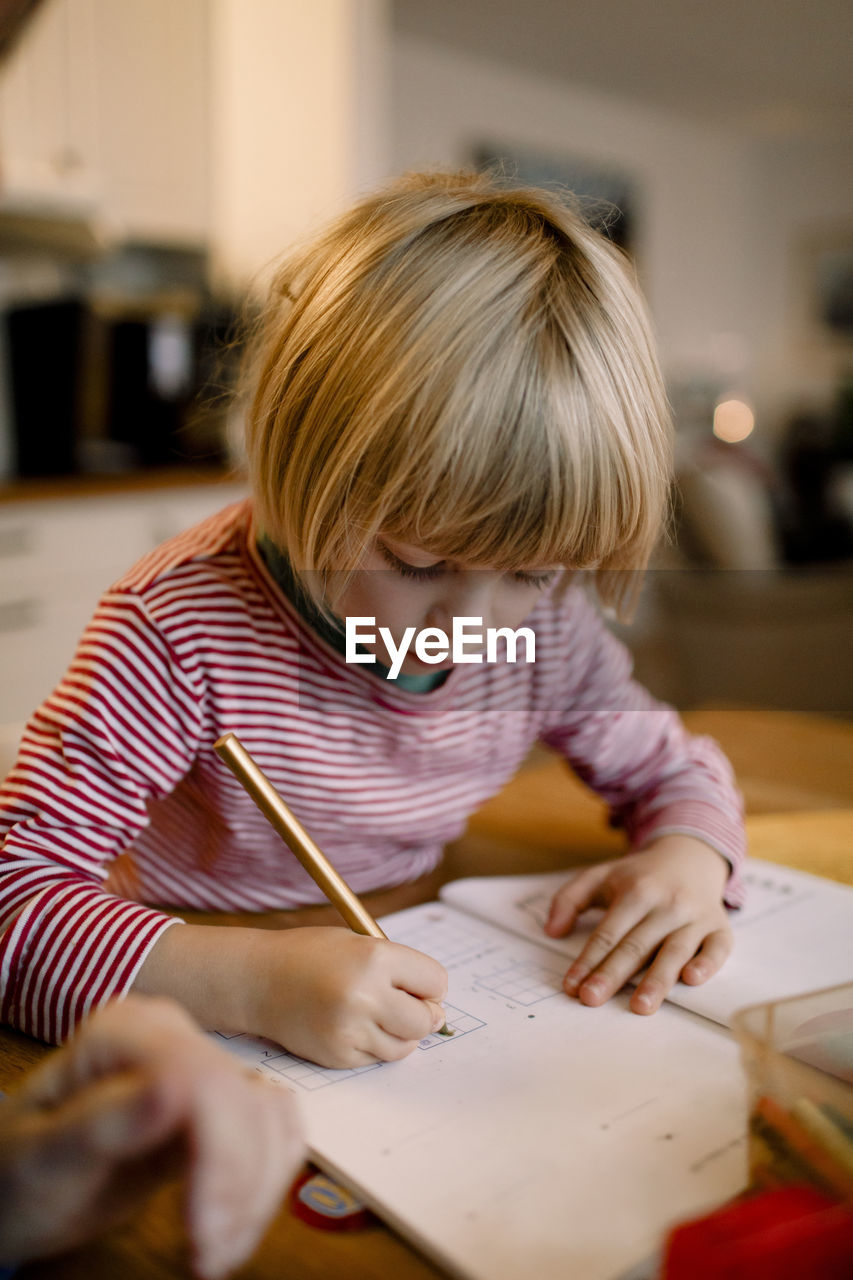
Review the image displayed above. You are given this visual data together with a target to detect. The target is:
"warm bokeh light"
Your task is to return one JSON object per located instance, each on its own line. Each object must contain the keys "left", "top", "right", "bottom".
{"left": 713, "top": 398, "right": 755, "bottom": 443}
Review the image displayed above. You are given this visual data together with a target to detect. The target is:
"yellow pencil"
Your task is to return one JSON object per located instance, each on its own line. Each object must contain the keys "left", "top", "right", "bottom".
{"left": 213, "top": 732, "right": 450, "bottom": 1034}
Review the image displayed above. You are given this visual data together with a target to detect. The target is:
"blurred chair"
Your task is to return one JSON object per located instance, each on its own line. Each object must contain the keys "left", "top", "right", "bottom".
{"left": 676, "top": 458, "right": 780, "bottom": 570}
{"left": 650, "top": 567, "right": 853, "bottom": 716}
{"left": 638, "top": 446, "right": 853, "bottom": 716}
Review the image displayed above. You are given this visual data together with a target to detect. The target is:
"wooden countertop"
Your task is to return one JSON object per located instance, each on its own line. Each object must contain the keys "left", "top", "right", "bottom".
{"left": 0, "top": 465, "right": 242, "bottom": 505}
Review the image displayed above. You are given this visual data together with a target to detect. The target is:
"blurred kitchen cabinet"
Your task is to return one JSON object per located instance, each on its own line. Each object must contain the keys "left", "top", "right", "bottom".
{"left": 93, "top": 0, "right": 209, "bottom": 245}
{"left": 0, "top": 0, "right": 101, "bottom": 210}
{"left": 0, "top": 481, "right": 244, "bottom": 724}
{"left": 0, "top": 0, "right": 209, "bottom": 245}
{"left": 0, "top": 0, "right": 387, "bottom": 273}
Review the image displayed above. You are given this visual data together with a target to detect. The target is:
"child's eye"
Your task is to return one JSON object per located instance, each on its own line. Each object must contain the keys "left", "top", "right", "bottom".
{"left": 511, "top": 570, "right": 558, "bottom": 589}
{"left": 396, "top": 561, "right": 444, "bottom": 582}
{"left": 378, "top": 543, "right": 445, "bottom": 580}
{"left": 377, "top": 541, "right": 558, "bottom": 588}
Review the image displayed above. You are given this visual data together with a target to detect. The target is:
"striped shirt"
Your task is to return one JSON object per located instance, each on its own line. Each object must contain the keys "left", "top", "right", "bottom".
{"left": 0, "top": 500, "right": 745, "bottom": 1042}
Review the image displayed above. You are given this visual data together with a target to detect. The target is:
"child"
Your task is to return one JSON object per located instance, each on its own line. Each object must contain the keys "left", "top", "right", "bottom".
{"left": 0, "top": 171, "right": 744, "bottom": 1066}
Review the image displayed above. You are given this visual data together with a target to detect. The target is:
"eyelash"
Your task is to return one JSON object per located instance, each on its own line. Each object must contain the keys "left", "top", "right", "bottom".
{"left": 392, "top": 559, "right": 443, "bottom": 582}
{"left": 379, "top": 546, "right": 556, "bottom": 589}
{"left": 512, "top": 570, "right": 558, "bottom": 588}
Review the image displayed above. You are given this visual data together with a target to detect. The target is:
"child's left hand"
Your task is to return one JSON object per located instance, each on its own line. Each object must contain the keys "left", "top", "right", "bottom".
{"left": 544, "top": 835, "right": 734, "bottom": 1014}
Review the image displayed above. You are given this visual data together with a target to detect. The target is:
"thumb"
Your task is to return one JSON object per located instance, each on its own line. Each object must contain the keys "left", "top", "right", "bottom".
{"left": 544, "top": 864, "right": 612, "bottom": 937}
{"left": 43, "top": 1069, "right": 182, "bottom": 1162}
{"left": 424, "top": 1000, "right": 447, "bottom": 1032}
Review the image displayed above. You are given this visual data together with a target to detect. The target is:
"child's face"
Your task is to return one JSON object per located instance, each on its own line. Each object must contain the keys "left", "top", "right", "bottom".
{"left": 334, "top": 536, "right": 561, "bottom": 676}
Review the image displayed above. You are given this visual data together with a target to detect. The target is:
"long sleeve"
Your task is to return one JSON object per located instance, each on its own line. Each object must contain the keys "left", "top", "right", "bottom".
{"left": 539, "top": 589, "right": 746, "bottom": 906}
{"left": 0, "top": 590, "right": 203, "bottom": 1042}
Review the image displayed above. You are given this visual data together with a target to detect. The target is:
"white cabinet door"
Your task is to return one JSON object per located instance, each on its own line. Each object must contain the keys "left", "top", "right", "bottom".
{"left": 0, "top": 483, "right": 245, "bottom": 725}
{"left": 0, "top": 0, "right": 209, "bottom": 244}
{"left": 93, "top": 0, "right": 210, "bottom": 245}
{"left": 0, "top": 496, "right": 155, "bottom": 722}
{"left": 0, "top": 0, "right": 101, "bottom": 210}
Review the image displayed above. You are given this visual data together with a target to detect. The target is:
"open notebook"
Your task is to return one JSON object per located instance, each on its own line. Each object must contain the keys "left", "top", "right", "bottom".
{"left": 216, "top": 859, "right": 853, "bottom": 1280}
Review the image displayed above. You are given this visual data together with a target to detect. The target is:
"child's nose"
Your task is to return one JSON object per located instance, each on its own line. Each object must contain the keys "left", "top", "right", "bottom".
{"left": 426, "top": 575, "right": 498, "bottom": 632}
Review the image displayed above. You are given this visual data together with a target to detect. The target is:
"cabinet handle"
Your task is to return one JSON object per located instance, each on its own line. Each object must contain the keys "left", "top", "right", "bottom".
{"left": 0, "top": 599, "right": 41, "bottom": 633}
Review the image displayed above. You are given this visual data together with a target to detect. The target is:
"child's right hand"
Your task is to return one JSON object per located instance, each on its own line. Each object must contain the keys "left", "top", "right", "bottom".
{"left": 245, "top": 927, "right": 448, "bottom": 1068}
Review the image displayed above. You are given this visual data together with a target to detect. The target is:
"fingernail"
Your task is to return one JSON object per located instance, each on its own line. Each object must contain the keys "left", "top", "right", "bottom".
{"left": 564, "top": 967, "right": 584, "bottom": 993}
{"left": 633, "top": 992, "right": 653, "bottom": 1012}
{"left": 581, "top": 977, "right": 605, "bottom": 998}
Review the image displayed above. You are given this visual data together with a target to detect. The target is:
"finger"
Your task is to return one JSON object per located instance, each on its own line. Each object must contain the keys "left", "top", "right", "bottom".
{"left": 43, "top": 1069, "right": 180, "bottom": 1161}
{"left": 378, "top": 988, "right": 445, "bottom": 1042}
{"left": 681, "top": 927, "right": 734, "bottom": 985}
{"left": 562, "top": 896, "right": 654, "bottom": 996}
{"left": 15, "top": 1039, "right": 87, "bottom": 1110}
{"left": 544, "top": 865, "right": 612, "bottom": 937}
{"left": 189, "top": 1081, "right": 304, "bottom": 1280}
{"left": 19, "top": 997, "right": 195, "bottom": 1111}
{"left": 2, "top": 1087, "right": 183, "bottom": 1263}
{"left": 366, "top": 1025, "right": 422, "bottom": 1063}
{"left": 390, "top": 943, "right": 448, "bottom": 1002}
{"left": 629, "top": 926, "right": 705, "bottom": 1014}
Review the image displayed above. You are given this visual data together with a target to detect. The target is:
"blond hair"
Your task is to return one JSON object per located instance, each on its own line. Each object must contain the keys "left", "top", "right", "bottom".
{"left": 244, "top": 170, "right": 672, "bottom": 615}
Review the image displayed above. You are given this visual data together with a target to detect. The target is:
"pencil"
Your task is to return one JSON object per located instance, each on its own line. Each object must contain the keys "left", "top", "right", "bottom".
{"left": 215, "top": 732, "right": 386, "bottom": 937}
{"left": 213, "top": 732, "right": 450, "bottom": 1033}
{"left": 752, "top": 1094, "right": 853, "bottom": 1201}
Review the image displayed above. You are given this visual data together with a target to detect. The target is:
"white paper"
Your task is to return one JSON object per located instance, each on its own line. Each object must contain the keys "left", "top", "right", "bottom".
{"left": 217, "top": 903, "right": 748, "bottom": 1280}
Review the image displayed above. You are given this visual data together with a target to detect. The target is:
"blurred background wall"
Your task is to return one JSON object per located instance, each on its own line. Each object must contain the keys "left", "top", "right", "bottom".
{"left": 392, "top": 1, "right": 853, "bottom": 443}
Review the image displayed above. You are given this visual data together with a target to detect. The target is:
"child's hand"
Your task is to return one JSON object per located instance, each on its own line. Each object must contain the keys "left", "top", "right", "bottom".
{"left": 0, "top": 995, "right": 304, "bottom": 1279}
{"left": 544, "top": 835, "right": 734, "bottom": 1014}
{"left": 247, "top": 927, "right": 448, "bottom": 1068}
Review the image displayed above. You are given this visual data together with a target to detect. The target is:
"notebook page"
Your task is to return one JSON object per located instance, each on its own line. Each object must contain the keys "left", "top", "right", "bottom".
{"left": 216, "top": 901, "right": 747, "bottom": 1280}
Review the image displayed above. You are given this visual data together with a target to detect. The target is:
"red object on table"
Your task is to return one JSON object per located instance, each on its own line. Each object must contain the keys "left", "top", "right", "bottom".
{"left": 662, "top": 1184, "right": 853, "bottom": 1280}
{"left": 289, "top": 1165, "right": 374, "bottom": 1231}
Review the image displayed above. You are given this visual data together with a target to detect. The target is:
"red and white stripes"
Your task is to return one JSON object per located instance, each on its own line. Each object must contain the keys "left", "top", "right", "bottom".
{"left": 0, "top": 500, "right": 745, "bottom": 1042}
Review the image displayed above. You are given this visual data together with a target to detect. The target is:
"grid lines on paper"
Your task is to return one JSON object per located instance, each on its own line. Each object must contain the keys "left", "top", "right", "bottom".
{"left": 517, "top": 891, "right": 552, "bottom": 930}
{"left": 474, "top": 959, "right": 564, "bottom": 1006}
{"left": 262, "top": 1051, "right": 383, "bottom": 1091}
{"left": 393, "top": 913, "right": 501, "bottom": 970}
{"left": 736, "top": 868, "right": 811, "bottom": 928}
{"left": 417, "top": 1002, "right": 486, "bottom": 1049}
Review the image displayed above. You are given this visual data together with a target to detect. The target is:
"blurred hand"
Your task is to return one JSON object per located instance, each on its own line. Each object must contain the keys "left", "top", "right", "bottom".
{"left": 0, "top": 995, "right": 305, "bottom": 1278}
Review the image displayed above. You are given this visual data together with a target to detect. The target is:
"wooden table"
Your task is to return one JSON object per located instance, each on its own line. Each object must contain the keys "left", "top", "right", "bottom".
{"left": 2, "top": 708, "right": 852, "bottom": 1278}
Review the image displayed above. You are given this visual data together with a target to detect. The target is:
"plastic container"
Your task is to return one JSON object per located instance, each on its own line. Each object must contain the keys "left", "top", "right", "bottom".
{"left": 732, "top": 980, "right": 853, "bottom": 1202}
